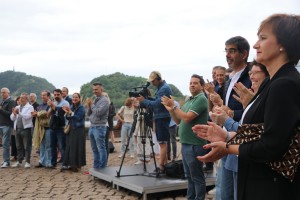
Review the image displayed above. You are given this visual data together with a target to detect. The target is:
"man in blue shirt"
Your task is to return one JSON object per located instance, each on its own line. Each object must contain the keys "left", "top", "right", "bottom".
{"left": 137, "top": 71, "right": 173, "bottom": 173}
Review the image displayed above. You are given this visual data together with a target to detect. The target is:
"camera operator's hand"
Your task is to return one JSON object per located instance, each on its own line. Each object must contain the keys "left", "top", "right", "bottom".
{"left": 136, "top": 95, "right": 144, "bottom": 102}
{"left": 161, "top": 95, "right": 174, "bottom": 112}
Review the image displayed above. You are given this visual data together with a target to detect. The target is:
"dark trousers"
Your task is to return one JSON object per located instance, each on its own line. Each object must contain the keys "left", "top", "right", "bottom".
{"left": 50, "top": 128, "right": 66, "bottom": 166}
{"left": 15, "top": 128, "right": 32, "bottom": 163}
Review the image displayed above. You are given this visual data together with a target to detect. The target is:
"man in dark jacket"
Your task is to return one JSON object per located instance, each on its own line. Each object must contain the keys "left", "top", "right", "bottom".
{"left": 0, "top": 87, "right": 16, "bottom": 168}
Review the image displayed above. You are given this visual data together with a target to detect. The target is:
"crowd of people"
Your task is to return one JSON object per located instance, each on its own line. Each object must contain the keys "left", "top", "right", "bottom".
{"left": 0, "top": 13, "right": 299, "bottom": 200}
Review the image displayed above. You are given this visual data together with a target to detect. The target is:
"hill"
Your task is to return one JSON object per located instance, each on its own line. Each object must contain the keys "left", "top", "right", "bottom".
{"left": 80, "top": 72, "right": 184, "bottom": 108}
{"left": 0, "top": 70, "right": 56, "bottom": 101}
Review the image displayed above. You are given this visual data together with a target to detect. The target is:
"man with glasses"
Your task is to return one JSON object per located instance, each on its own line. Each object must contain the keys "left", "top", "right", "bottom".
{"left": 217, "top": 36, "right": 252, "bottom": 200}
{"left": 0, "top": 88, "right": 16, "bottom": 168}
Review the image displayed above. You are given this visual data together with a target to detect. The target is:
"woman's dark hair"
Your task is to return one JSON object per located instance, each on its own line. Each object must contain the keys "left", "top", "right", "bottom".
{"left": 72, "top": 92, "right": 81, "bottom": 106}
{"left": 258, "top": 14, "right": 300, "bottom": 65}
{"left": 15, "top": 96, "right": 21, "bottom": 103}
{"left": 250, "top": 60, "right": 269, "bottom": 77}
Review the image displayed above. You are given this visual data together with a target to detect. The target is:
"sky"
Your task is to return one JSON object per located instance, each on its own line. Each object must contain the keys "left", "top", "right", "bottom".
{"left": 0, "top": 0, "right": 299, "bottom": 95}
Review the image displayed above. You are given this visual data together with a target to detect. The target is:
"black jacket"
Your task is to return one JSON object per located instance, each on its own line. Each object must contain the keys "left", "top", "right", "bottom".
{"left": 0, "top": 97, "right": 16, "bottom": 127}
{"left": 238, "top": 63, "right": 300, "bottom": 200}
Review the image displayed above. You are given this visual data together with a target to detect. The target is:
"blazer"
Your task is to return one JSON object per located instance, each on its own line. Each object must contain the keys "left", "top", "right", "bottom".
{"left": 222, "top": 66, "right": 251, "bottom": 122}
{"left": 238, "top": 63, "right": 300, "bottom": 200}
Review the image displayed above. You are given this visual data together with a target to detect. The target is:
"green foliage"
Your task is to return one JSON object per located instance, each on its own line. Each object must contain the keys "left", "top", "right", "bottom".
{"left": 0, "top": 70, "right": 56, "bottom": 102}
{"left": 80, "top": 72, "right": 184, "bottom": 108}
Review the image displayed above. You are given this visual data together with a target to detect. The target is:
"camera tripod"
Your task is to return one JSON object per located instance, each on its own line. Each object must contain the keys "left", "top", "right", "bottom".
{"left": 116, "top": 106, "right": 160, "bottom": 178}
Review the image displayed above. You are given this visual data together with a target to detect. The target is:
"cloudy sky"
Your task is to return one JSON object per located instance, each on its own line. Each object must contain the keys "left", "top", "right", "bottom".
{"left": 0, "top": 0, "right": 299, "bottom": 95}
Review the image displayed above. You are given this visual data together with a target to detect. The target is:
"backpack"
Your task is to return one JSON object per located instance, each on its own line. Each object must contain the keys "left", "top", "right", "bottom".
{"left": 164, "top": 160, "right": 185, "bottom": 179}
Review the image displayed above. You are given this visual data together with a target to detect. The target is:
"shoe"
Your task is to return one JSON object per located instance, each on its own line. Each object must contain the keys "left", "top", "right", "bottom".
{"left": 130, "top": 155, "right": 134, "bottom": 158}
{"left": 135, "top": 161, "right": 142, "bottom": 165}
{"left": 47, "top": 165, "right": 56, "bottom": 169}
{"left": 35, "top": 163, "right": 44, "bottom": 168}
{"left": 208, "top": 187, "right": 216, "bottom": 195}
{"left": 118, "top": 154, "right": 123, "bottom": 158}
{"left": 154, "top": 166, "right": 165, "bottom": 174}
{"left": 12, "top": 161, "right": 21, "bottom": 168}
{"left": 60, "top": 165, "right": 69, "bottom": 172}
{"left": 71, "top": 167, "right": 78, "bottom": 172}
{"left": 24, "top": 162, "right": 31, "bottom": 168}
{"left": 167, "top": 156, "right": 171, "bottom": 161}
{"left": 1, "top": 162, "right": 9, "bottom": 168}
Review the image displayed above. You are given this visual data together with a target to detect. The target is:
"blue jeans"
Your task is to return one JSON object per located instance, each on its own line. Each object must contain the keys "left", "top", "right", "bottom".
{"left": 216, "top": 160, "right": 223, "bottom": 200}
{"left": 50, "top": 128, "right": 66, "bottom": 166}
{"left": 182, "top": 143, "right": 206, "bottom": 200}
{"left": 0, "top": 126, "right": 12, "bottom": 163}
{"left": 120, "top": 122, "right": 134, "bottom": 155}
{"left": 89, "top": 126, "right": 107, "bottom": 168}
{"left": 220, "top": 156, "right": 234, "bottom": 200}
{"left": 39, "top": 129, "right": 52, "bottom": 167}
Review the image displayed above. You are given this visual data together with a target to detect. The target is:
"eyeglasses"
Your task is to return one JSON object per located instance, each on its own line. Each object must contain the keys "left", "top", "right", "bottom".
{"left": 224, "top": 48, "right": 238, "bottom": 54}
{"left": 248, "top": 71, "right": 263, "bottom": 76}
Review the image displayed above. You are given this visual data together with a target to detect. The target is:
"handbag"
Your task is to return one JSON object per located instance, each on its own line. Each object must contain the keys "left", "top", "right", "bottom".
{"left": 228, "top": 124, "right": 300, "bottom": 181}
{"left": 64, "top": 123, "right": 70, "bottom": 134}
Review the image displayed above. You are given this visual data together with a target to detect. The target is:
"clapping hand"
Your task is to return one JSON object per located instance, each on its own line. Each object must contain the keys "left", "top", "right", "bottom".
{"left": 196, "top": 141, "right": 228, "bottom": 163}
{"left": 161, "top": 95, "right": 175, "bottom": 112}
{"left": 192, "top": 121, "right": 227, "bottom": 142}
{"left": 210, "top": 106, "right": 229, "bottom": 126}
{"left": 232, "top": 82, "right": 255, "bottom": 109}
{"left": 204, "top": 80, "right": 215, "bottom": 94}
{"left": 85, "top": 98, "right": 92, "bottom": 108}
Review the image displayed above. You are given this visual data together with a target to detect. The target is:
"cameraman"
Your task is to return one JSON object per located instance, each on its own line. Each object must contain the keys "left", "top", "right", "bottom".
{"left": 136, "top": 71, "right": 172, "bottom": 173}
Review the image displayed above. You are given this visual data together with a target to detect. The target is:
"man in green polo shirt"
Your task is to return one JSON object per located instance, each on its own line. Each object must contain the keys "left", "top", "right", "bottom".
{"left": 161, "top": 74, "right": 208, "bottom": 200}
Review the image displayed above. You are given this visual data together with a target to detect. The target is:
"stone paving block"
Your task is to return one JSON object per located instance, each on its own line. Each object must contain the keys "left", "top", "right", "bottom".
{"left": 0, "top": 140, "right": 193, "bottom": 199}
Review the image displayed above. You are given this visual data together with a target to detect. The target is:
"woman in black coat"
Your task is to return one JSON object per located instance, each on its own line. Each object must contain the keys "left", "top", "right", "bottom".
{"left": 193, "top": 14, "right": 300, "bottom": 200}
{"left": 61, "top": 93, "right": 86, "bottom": 172}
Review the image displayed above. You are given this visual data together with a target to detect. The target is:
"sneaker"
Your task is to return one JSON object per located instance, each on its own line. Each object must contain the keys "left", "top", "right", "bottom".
{"left": 208, "top": 187, "right": 216, "bottom": 195}
{"left": 12, "top": 161, "right": 21, "bottom": 168}
{"left": 135, "top": 160, "right": 142, "bottom": 165}
{"left": 1, "top": 162, "right": 9, "bottom": 168}
{"left": 118, "top": 154, "right": 123, "bottom": 158}
{"left": 24, "top": 162, "right": 31, "bottom": 168}
{"left": 130, "top": 155, "right": 134, "bottom": 158}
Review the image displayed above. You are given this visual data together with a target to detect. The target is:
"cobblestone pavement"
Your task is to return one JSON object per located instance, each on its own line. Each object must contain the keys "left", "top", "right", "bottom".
{"left": 0, "top": 139, "right": 215, "bottom": 200}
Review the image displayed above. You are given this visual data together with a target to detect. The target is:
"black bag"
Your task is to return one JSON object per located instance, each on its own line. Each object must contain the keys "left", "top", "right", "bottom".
{"left": 108, "top": 141, "right": 115, "bottom": 153}
{"left": 164, "top": 160, "right": 185, "bottom": 179}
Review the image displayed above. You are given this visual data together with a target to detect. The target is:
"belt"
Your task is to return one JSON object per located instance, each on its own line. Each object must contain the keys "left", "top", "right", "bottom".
{"left": 16, "top": 128, "right": 31, "bottom": 130}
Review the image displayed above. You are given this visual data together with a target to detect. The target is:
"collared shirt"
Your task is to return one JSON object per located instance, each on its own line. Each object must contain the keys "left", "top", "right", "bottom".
{"left": 225, "top": 67, "right": 245, "bottom": 106}
{"left": 10, "top": 102, "right": 34, "bottom": 130}
{"left": 179, "top": 92, "right": 208, "bottom": 146}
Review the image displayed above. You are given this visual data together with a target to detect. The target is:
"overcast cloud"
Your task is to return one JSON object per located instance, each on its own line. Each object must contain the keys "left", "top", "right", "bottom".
{"left": 0, "top": 0, "right": 299, "bottom": 95}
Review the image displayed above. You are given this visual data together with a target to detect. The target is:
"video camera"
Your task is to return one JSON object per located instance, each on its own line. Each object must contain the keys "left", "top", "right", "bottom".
{"left": 129, "top": 82, "right": 150, "bottom": 98}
